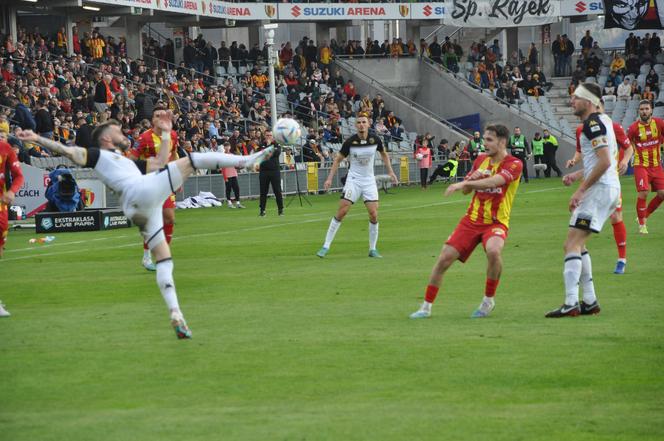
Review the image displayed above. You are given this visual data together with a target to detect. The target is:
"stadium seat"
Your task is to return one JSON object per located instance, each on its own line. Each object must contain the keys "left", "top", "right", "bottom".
{"left": 637, "top": 74, "right": 647, "bottom": 88}
{"left": 600, "top": 66, "right": 610, "bottom": 76}
{"left": 239, "top": 66, "right": 247, "bottom": 75}
{"left": 598, "top": 75, "right": 608, "bottom": 86}
{"left": 227, "top": 65, "right": 237, "bottom": 75}
{"left": 653, "top": 107, "right": 664, "bottom": 118}
{"left": 216, "top": 65, "right": 226, "bottom": 76}
{"left": 585, "top": 76, "right": 597, "bottom": 83}
{"left": 640, "top": 64, "right": 651, "bottom": 74}
{"left": 655, "top": 64, "right": 664, "bottom": 75}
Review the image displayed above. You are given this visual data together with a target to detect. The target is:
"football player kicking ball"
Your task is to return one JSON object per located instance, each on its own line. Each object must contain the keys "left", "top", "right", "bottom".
{"left": 410, "top": 124, "right": 523, "bottom": 319}
{"left": 316, "top": 113, "right": 398, "bottom": 258}
{"left": 17, "top": 114, "right": 273, "bottom": 339}
{"left": 546, "top": 83, "right": 620, "bottom": 318}
{"left": 569, "top": 103, "right": 633, "bottom": 274}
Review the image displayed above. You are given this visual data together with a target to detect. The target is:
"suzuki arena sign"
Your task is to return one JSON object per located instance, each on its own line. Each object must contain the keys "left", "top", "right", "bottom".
{"left": 88, "top": 0, "right": 603, "bottom": 21}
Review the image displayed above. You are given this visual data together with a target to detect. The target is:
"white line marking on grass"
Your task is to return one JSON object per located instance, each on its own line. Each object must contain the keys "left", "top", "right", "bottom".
{"left": 1, "top": 185, "right": 566, "bottom": 262}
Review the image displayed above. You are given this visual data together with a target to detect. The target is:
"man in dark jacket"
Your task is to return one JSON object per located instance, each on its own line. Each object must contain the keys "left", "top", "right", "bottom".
{"left": 13, "top": 99, "right": 36, "bottom": 130}
{"left": 429, "top": 36, "right": 442, "bottom": 64}
{"left": 34, "top": 99, "right": 54, "bottom": 139}
{"left": 75, "top": 117, "right": 94, "bottom": 148}
{"left": 258, "top": 130, "right": 283, "bottom": 217}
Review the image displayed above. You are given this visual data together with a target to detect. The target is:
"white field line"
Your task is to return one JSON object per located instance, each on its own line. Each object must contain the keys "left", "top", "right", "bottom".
{"left": 2, "top": 185, "right": 566, "bottom": 262}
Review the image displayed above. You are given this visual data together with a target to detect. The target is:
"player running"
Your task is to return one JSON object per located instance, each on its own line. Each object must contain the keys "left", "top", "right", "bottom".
{"left": 17, "top": 114, "right": 273, "bottom": 339}
{"left": 127, "top": 107, "right": 180, "bottom": 271}
{"left": 546, "top": 83, "right": 620, "bottom": 318}
{"left": 627, "top": 100, "right": 664, "bottom": 234}
{"left": 316, "top": 113, "right": 398, "bottom": 258}
{"left": 410, "top": 124, "right": 522, "bottom": 319}
{"left": 569, "top": 106, "right": 633, "bottom": 274}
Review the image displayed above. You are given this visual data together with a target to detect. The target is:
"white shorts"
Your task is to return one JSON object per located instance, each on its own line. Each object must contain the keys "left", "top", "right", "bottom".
{"left": 121, "top": 162, "right": 184, "bottom": 249}
{"left": 569, "top": 184, "right": 620, "bottom": 233}
{"left": 342, "top": 176, "right": 379, "bottom": 204}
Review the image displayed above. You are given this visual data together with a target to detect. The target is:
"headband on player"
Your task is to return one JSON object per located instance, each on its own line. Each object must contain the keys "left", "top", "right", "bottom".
{"left": 573, "top": 84, "right": 601, "bottom": 107}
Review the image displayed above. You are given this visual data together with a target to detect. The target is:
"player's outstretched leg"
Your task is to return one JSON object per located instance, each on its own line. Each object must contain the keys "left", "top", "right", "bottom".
{"left": 189, "top": 147, "right": 274, "bottom": 171}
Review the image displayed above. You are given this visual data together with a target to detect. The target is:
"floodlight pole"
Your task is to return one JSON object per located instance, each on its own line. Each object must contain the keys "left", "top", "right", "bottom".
{"left": 265, "top": 25, "right": 278, "bottom": 128}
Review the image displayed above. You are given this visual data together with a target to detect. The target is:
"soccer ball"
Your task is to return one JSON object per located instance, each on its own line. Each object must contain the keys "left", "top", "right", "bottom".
{"left": 273, "top": 118, "right": 302, "bottom": 145}
{"left": 415, "top": 153, "right": 424, "bottom": 160}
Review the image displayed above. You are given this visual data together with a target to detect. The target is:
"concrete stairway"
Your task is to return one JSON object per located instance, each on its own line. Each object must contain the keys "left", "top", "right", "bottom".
{"left": 548, "top": 77, "right": 578, "bottom": 131}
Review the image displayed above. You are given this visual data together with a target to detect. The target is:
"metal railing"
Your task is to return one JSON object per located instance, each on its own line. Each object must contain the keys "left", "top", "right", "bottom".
{"left": 420, "top": 56, "right": 575, "bottom": 141}
{"left": 334, "top": 56, "right": 472, "bottom": 139}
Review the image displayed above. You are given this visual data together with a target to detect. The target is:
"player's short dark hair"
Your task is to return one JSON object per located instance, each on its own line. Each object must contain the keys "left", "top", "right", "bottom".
{"left": 580, "top": 82, "right": 602, "bottom": 100}
{"left": 151, "top": 105, "right": 168, "bottom": 119}
{"left": 484, "top": 124, "right": 510, "bottom": 140}
{"left": 92, "top": 119, "right": 121, "bottom": 147}
{"left": 639, "top": 99, "right": 653, "bottom": 108}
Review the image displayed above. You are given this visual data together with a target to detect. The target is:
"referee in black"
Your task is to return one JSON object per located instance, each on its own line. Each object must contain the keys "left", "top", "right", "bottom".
{"left": 258, "top": 130, "right": 284, "bottom": 217}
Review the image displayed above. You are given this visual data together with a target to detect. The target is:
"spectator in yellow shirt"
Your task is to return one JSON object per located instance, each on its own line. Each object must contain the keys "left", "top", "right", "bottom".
{"left": 252, "top": 72, "right": 268, "bottom": 91}
{"left": 87, "top": 31, "right": 105, "bottom": 60}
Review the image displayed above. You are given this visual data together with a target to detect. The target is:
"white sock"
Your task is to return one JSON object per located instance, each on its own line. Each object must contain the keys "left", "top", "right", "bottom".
{"left": 581, "top": 251, "right": 597, "bottom": 304}
{"left": 143, "top": 249, "right": 151, "bottom": 260}
{"left": 190, "top": 151, "right": 262, "bottom": 170}
{"left": 482, "top": 296, "right": 495, "bottom": 305}
{"left": 369, "top": 221, "right": 379, "bottom": 250}
{"left": 323, "top": 217, "right": 341, "bottom": 249}
{"left": 563, "top": 253, "right": 582, "bottom": 306}
{"left": 618, "top": 258, "right": 626, "bottom": 264}
{"left": 421, "top": 301, "right": 432, "bottom": 312}
{"left": 156, "top": 258, "right": 180, "bottom": 311}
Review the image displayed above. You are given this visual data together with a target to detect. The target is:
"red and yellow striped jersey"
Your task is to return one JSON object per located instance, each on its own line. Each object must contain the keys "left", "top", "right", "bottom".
{"left": 627, "top": 117, "right": 664, "bottom": 168}
{"left": 464, "top": 154, "right": 522, "bottom": 228}
{"left": 130, "top": 129, "right": 179, "bottom": 162}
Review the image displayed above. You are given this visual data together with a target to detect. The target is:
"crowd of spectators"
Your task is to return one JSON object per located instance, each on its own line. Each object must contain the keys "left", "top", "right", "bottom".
{"left": 422, "top": 34, "right": 552, "bottom": 106}
{"left": 568, "top": 31, "right": 663, "bottom": 106}
{"left": 1, "top": 26, "right": 416, "bottom": 172}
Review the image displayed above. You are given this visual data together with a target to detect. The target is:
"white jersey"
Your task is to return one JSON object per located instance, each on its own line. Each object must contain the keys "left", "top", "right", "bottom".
{"left": 86, "top": 148, "right": 145, "bottom": 198}
{"left": 577, "top": 113, "right": 620, "bottom": 188}
{"left": 339, "top": 134, "right": 384, "bottom": 181}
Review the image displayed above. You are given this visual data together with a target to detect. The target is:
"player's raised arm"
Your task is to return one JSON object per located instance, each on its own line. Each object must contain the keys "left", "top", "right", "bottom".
{"left": 16, "top": 129, "right": 88, "bottom": 166}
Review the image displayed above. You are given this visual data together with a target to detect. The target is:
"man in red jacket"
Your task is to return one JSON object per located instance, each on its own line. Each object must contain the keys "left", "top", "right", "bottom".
{"left": 0, "top": 139, "right": 25, "bottom": 258}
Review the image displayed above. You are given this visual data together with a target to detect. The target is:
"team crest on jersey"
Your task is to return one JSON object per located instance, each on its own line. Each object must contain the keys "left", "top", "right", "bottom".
{"left": 360, "top": 139, "right": 366, "bottom": 144}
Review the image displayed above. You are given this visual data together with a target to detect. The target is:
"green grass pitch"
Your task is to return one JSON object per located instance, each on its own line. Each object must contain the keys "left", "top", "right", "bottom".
{"left": 1, "top": 178, "right": 663, "bottom": 440}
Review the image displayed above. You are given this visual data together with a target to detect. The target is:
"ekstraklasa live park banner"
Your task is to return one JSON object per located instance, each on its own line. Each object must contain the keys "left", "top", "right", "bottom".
{"left": 89, "top": 0, "right": 623, "bottom": 27}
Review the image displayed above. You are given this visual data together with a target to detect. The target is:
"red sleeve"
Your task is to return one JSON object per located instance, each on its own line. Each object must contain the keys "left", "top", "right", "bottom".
{"left": 498, "top": 157, "right": 523, "bottom": 184}
{"left": 656, "top": 118, "right": 664, "bottom": 142}
{"left": 612, "top": 122, "right": 630, "bottom": 151}
{"left": 575, "top": 124, "right": 583, "bottom": 152}
{"left": 5, "top": 146, "right": 24, "bottom": 194}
